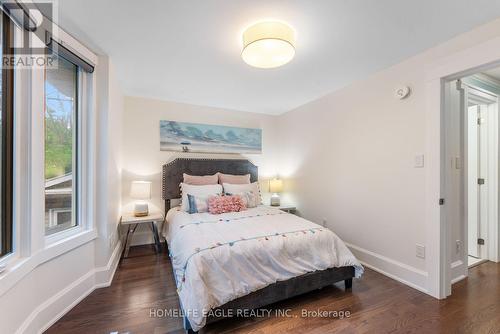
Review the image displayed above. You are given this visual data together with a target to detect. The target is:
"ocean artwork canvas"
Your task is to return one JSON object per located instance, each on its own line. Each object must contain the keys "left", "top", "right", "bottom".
{"left": 160, "top": 121, "right": 262, "bottom": 154}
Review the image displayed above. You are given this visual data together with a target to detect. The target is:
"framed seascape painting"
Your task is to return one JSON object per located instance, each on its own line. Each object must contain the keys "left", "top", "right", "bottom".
{"left": 159, "top": 121, "right": 262, "bottom": 154}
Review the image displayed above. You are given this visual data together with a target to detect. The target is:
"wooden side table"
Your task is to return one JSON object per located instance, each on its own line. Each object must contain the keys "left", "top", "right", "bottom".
{"left": 120, "top": 212, "right": 164, "bottom": 259}
{"left": 268, "top": 205, "right": 297, "bottom": 214}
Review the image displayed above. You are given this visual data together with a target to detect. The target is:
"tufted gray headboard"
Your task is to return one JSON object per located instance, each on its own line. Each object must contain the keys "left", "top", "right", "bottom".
{"left": 162, "top": 158, "right": 258, "bottom": 212}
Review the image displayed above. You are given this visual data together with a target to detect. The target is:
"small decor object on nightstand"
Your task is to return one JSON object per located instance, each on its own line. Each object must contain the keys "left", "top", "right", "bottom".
{"left": 269, "top": 178, "right": 283, "bottom": 206}
{"left": 130, "top": 181, "right": 151, "bottom": 217}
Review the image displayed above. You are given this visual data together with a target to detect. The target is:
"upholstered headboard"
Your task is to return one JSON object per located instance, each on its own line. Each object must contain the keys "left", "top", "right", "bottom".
{"left": 162, "top": 157, "right": 258, "bottom": 211}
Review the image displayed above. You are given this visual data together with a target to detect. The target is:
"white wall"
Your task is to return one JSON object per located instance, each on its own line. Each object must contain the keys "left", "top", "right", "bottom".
{"left": 94, "top": 57, "right": 123, "bottom": 266}
{"left": 276, "top": 17, "right": 500, "bottom": 292}
{"left": 121, "top": 97, "right": 280, "bottom": 245}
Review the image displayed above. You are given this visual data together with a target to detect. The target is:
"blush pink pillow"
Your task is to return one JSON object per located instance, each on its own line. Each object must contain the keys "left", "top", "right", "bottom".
{"left": 183, "top": 173, "right": 219, "bottom": 185}
{"left": 218, "top": 173, "right": 250, "bottom": 184}
{"left": 208, "top": 195, "right": 246, "bottom": 214}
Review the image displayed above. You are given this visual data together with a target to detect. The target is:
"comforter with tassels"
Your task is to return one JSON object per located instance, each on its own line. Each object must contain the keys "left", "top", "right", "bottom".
{"left": 164, "top": 206, "right": 363, "bottom": 331}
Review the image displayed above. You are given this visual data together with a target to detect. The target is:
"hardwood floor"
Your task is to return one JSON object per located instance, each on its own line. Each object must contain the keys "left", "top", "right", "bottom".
{"left": 47, "top": 245, "right": 500, "bottom": 334}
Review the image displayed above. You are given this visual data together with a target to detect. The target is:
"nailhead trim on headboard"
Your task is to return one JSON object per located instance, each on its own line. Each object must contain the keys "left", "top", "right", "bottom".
{"left": 161, "top": 157, "right": 258, "bottom": 200}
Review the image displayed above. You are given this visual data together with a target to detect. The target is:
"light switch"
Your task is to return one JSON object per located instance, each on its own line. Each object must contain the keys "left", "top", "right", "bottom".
{"left": 416, "top": 244, "right": 425, "bottom": 259}
{"left": 414, "top": 154, "right": 424, "bottom": 168}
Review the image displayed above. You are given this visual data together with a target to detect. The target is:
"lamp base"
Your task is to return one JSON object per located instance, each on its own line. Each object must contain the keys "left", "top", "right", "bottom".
{"left": 134, "top": 203, "right": 149, "bottom": 217}
{"left": 270, "top": 193, "right": 280, "bottom": 206}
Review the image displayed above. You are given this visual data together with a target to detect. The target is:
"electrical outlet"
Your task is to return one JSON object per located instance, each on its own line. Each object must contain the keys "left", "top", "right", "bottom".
{"left": 416, "top": 244, "right": 425, "bottom": 259}
{"left": 456, "top": 240, "right": 462, "bottom": 254}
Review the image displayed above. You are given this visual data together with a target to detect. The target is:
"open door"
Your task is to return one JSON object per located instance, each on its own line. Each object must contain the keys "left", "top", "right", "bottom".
{"left": 467, "top": 105, "right": 480, "bottom": 258}
{"left": 467, "top": 91, "right": 498, "bottom": 263}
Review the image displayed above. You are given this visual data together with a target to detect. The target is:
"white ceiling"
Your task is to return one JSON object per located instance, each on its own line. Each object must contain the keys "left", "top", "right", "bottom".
{"left": 56, "top": 0, "right": 500, "bottom": 115}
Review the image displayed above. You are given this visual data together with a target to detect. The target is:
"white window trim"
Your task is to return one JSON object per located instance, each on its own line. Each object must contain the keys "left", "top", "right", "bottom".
{"left": 0, "top": 23, "right": 29, "bottom": 268}
{"left": 43, "top": 64, "right": 95, "bottom": 245}
{"left": 0, "top": 20, "right": 99, "bottom": 292}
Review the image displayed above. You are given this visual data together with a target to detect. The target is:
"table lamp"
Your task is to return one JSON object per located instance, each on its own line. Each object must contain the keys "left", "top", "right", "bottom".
{"left": 269, "top": 178, "right": 283, "bottom": 206}
{"left": 130, "top": 181, "right": 151, "bottom": 217}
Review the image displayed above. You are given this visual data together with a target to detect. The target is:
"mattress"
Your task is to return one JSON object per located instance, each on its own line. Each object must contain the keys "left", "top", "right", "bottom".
{"left": 163, "top": 205, "right": 363, "bottom": 331}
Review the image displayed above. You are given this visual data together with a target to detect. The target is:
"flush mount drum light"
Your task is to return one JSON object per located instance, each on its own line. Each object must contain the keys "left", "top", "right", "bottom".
{"left": 242, "top": 21, "right": 295, "bottom": 69}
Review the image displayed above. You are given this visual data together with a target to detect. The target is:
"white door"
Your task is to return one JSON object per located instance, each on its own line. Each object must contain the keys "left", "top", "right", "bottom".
{"left": 468, "top": 105, "right": 480, "bottom": 258}
{"left": 468, "top": 104, "right": 489, "bottom": 259}
{"left": 478, "top": 104, "right": 490, "bottom": 259}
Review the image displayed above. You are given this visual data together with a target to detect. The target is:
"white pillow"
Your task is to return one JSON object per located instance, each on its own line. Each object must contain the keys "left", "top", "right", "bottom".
{"left": 180, "top": 183, "right": 223, "bottom": 212}
{"left": 223, "top": 182, "right": 261, "bottom": 208}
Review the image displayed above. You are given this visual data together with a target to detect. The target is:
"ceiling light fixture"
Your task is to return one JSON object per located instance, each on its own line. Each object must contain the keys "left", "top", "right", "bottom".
{"left": 241, "top": 21, "right": 295, "bottom": 69}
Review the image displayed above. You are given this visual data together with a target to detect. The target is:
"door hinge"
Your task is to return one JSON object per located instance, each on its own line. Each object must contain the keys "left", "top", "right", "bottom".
{"left": 478, "top": 178, "right": 485, "bottom": 185}
{"left": 439, "top": 198, "right": 445, "bottom": 205}
{"left": 478, "top": 238, "right": 485, "bottom": 245}
{"left": 477, "top": 117, "right": 484, "bottom": 125}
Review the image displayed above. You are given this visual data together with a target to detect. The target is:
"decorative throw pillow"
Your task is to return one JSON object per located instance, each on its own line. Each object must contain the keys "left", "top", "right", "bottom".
{"left": 180, "top": 183, "right": 223, "bottom": 212}
{"left": 235, "top": 191, "right": 259, "bottom": 208}
{"left": 222, "top": 182, "right": 261, "bottom": 208}
{"left": 208, "top": 195, "right": 246, "bottom": 214}
{"left": 183, "top": 173, "right": 219, "bottom": 185}
{"left": 187, "top": 194, "right": 210, "bottom": 214}
{"left": 218, "top": 173, "right": 250, "bottom": 184}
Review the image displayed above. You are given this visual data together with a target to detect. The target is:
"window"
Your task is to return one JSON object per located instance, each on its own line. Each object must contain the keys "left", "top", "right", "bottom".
{"left": 44, "top": 53, "right": 78, "bottom": 235}
{"left": 0, "top": 13, "right": 14, "bottom": 257}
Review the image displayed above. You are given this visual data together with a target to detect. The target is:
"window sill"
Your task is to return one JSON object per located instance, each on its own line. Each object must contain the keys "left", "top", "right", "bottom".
{"left": 0, "top": 228, "right": 97, "bottom": 297}
{"left": 45, "top": 225, "right": 85, "bottom": 246}
{"left": 0, "top": 252, "right": 18, "bottom": 272}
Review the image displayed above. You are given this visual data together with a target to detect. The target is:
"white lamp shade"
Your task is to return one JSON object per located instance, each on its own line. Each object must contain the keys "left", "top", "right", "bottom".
{"left": 130, "top": 181, "right": 151, "bottom": 200}
{"left": 242, "top": 21, "right": 295, "bottom": 68}
{"left": 269, "top": 178, "right": 283, "bottom": 193}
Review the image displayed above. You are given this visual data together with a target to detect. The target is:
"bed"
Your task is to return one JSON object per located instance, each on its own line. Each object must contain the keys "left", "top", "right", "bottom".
{"left": 161, "top": 158, "right": 363, "bottom": 333}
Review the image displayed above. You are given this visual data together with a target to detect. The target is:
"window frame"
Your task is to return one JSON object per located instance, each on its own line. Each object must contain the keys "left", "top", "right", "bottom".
{"left": 44, "top": 61, "right": 93, "bottom": 245}
{"left": 0, "top": 11, "right": 14, "bottom": 259}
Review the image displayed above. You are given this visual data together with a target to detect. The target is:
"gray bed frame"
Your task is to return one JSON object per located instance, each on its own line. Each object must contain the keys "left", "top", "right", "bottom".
{"left": 162, "top": 158, "right": 355, "bottom": 333}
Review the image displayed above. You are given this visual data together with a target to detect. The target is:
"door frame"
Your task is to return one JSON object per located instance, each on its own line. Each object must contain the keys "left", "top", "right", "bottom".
{"left": 425, "top": 35, "right": 500, "bottom": 299}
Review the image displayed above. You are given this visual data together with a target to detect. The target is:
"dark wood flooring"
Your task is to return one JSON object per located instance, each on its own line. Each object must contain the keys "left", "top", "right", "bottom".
{"left": 46, "top": 245, "right": 500, "bottom": 334}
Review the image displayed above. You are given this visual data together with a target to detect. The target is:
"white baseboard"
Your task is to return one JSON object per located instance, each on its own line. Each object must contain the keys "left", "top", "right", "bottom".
{"left": 94, "top": 239, "right": 123, "bottom": 288}
{"left": 16, "top": 240, "right": 123, "bottom": 334}
{"left": 451, "top": 274, "right": 467, "bottom": 284}
{"left": 345, "top": 242, "right": 428, "bottom": 294}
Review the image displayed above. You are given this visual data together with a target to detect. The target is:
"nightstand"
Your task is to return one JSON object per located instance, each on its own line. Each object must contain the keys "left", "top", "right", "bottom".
{"left": 268, "top": 205, "right": 296, "bottom": 214}
{"left": 120, "top": 212, "right": 164, "bottom": 259}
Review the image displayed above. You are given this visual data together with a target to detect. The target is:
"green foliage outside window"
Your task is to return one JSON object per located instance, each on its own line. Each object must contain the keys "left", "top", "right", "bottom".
{"left": 45, "top": 107, "right": 73, "bottom": 180}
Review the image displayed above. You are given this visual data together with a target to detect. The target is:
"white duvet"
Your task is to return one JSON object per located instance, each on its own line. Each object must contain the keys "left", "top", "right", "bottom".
{"left": 164, "top": 206, "right": 363, "bottom": 331}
